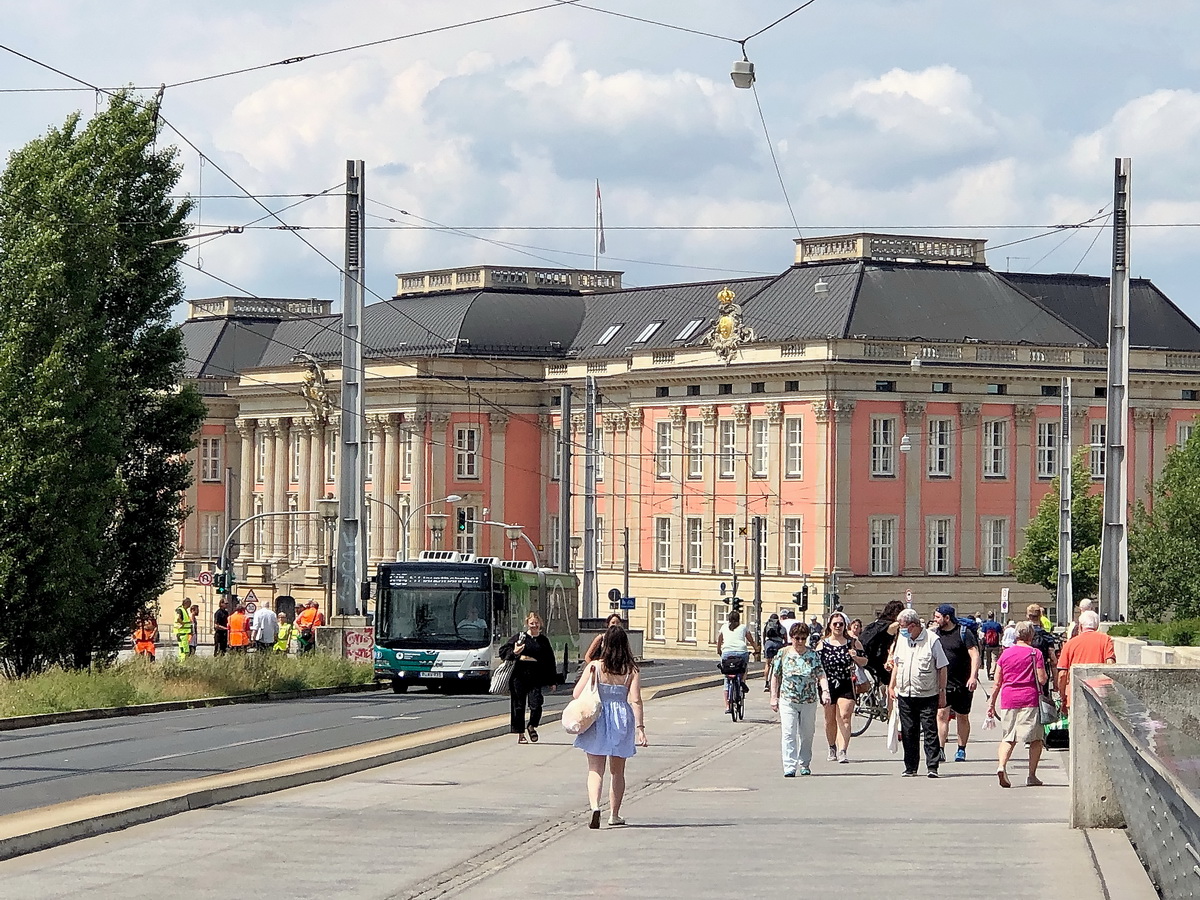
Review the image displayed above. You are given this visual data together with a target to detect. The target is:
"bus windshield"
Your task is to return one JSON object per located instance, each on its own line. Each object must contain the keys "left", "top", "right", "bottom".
{"left": 377, "top": 586, "right": 492, "bottom": 649}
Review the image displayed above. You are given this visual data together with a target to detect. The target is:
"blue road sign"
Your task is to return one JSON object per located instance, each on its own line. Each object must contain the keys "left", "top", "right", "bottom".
{"left": 620, "top": 596, "right": 636, "bottom": 610}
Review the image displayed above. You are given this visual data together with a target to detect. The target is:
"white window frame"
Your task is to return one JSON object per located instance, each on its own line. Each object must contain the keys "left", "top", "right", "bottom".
{"left": 869, "top": 516, "right": 897, "bottom": 576}
{"left": 687, "top": 420, "right": 704, "bottom": 479}
{"left": 253, "top": 495, "right": 265, "bottom": 556}
{"left": 718, "top": 420, "right": 737, "bottom": 478}
{"left": 655, "top": 421, "right": 672, "bottom": 479}
{"left": 255, "top": 432, "right": 267, "bottom": 485}
{"left": 711, "top": 603, "right": 729, "bottom": 644}
{"left": 202, "top": 513, "right": 222, "bottom": 558}
{"left": 551, "top": 428, "right": 562, "bottom": 481}
{"left": 455, "top": 505, "right": 477, "bottom": 554}
{"left": 200, "top": 437, "right": 223, "bottom": 483}
{"left": 680, "top": 602, "right": 697, "bottom": 643}
{"left": 596, "top": 515, "right": 604, "bottom": 568}
{"left": 784, "top": 417, "right": 802, "bottom": 477}
{"left": 784, "top": 517, "right": 803, "bottom": 575}
{"left": 926, "top": 517, "right": 952, "bottom": 576}
{"left": 1179, "top": 422, "right": 1195, "bottom": 446}
{"left": 596, "top": 324, "right": 623, "bottom": 346}
{"left": 927, "top": 418, "right": 952, "bottom": 477}
{"left": 1090, "top": 422, "right": 1106, "bottom": 479}
{"left": 686, "top": 517, "right": 703, "bottom": 572}
{"left": 1036, "top": 421, "right": 1059, "bottom": 479}
{"left": 751, "top": 419, "right": 769, "bottom": 477}
{"left": 365, "top": 435, "right": 376, "bottom": 481}
{"left": 981, "top": 517, "right": 1008, "bottom": 576}
{"left": 289, "top": 432, "right": 301, "bottom": 483}
{"left": 982, "top": 419, "right": 1007, "bottom": 478}
{"left": 455, "top": 427, "right": 481, "bottom": 480}
{"left": 675, "top": 319, "right": 704, "bottom": 341}
{"left": 548, "top": 515, "right": 561, "bottom": 569}
{"left": 595, "top": 425, "right": 605, "bottom": 482}
{"left": 402, "top": 428, "right": 414, "bottom": 482}
{"left": 325, "top": 432, "right": 337, "bottom": 484}
{"left": 650, "top": 602, "right": 666, "bottom": 641}
{"left": 870, "top": 416, "right": 897, "bottom": 477}
{"left": 718, "top": 517, "right": 735, "bottom": 574}
{"left": 655, "top": 518, "right": 672, "bottom": 571}
{"left": 634, "top": 321, "right": 663, "bottom": 343}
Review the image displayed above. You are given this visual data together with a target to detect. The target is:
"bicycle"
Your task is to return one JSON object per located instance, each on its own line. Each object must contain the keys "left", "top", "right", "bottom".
{"left": 718, "top": 656, "right": 748, "bottom": 722}
{"left": 851, "top": 672, "right": 890, "bottom": 737}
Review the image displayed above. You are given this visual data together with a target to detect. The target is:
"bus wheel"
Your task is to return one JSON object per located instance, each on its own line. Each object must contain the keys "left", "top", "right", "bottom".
{"left": 391, "top": 680, "right": 409, "bottom": 694}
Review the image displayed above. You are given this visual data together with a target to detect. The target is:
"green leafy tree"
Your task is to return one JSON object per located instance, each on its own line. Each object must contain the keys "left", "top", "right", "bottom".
{"left": 1013, "top": 449, "right": 1102, "bottom": 604}
{"left": 1129, "top": 421, "right": 1200, "bottom": 620}
{"left": 0, "top": 91, "right": 205, "bottom": 676}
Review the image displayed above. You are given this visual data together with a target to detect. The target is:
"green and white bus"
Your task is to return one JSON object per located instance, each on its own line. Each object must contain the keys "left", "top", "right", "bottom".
{"left": 373, "top": 553, "right": 580, "bottom": 694}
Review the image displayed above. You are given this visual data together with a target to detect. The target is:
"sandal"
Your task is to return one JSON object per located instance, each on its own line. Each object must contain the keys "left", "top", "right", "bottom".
{"left": 1026, "top": 775, "right": 1043, "bottom": 787}
{"left": 997, "top": 770, "right": 1011, "bottom": 788}
{"left": 528, "top": 727, "right": 539, "bottom": 743}
{"left": 517, "top": 734, "right": 528, "bottom": 744}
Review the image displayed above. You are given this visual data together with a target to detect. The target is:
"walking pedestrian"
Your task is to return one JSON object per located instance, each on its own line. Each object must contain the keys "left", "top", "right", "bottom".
{"left": 889, "top": 608, "right": 949, "bottom": 778}
{"left": 584, "top": 613, "right": 624, "bottom": 664}
{"left": 174, "top": 599, "right": 195, "bottom": 658}
{"left": 987, "top": 621, "right": 1048, "bottom": 787}
{"left": 930, "top": 604, "right": 980, "bottom": 763}
{"left": 213, "top": 598, "right": 229, "bottom": 656}
{"left": 769, "top": 622, "right": 829, "bottom": 776}
{"left": 251, "top": 601, "right": 279, "bottom": 653}
{"left": 274, "top": 613, "right": 295, "bottom": 653}
{"left": 573, "top": 625, "right": 647, "bottom": 828}
{"left": 1056, "top": 610, "right": 1115, "bottom": 712}
{"left": 1001, "top": 619, "right": 1018, "bottom": 648}
{"left": 228, "top": 603, "right": 250, "bottom": 652}
{"left": 979, "top": 612, "right": 1003, "bottom": 679}
{"left": 761, "top": 612, "right": 787, "bottom": 692}
{"left": 818, "top": 611, "right": 867, "bottom": 764}
{"left": 499, "top": 612, "right": 557, "bottom": 744}
{"left": 188, "top": 603, "right": 200, "bottom": 656}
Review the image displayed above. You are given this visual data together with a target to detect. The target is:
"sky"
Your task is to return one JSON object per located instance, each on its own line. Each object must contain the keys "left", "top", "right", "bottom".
{"left": 2, "top": 0, "right": 1199, "bottom": 322}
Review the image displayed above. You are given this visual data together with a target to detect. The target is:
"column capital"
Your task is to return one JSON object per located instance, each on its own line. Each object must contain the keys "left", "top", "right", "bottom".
{"left": 904, "top": 400, "right": 926, "bottom": 423}
{"left": 489, "top": 412, "right": 509, "bottom": 433}
{"left": 603, "top": 412, "right": 627, "bottom": 433}
{"left": 236, "top": 418, "right": 257, "bottom": 438}
{"left": 1014, "top": 403, "right": 1037, "bottom": 422}
{"left": 668, "top": 406, "right": 686, "bottom": 427}
{"left": 732, "top": 403, "right": 750, "bottom": 425}
{"left": 815, "top": 399, "right": 855, "bottom": 423}
{"left": 958, "top": 402, "right": 981, "bottom": 422}
{"left": 1133, "top": 406, "right": 1170, "bottom": 422}
{"left": 628, "top": 408, "right": 644, "bottom": 429}
{"left": 570, "top": 412, "right": 585, "bottom": 433}
{"left": 700, "top": 405, "right": 718, "bottom": 425}
{"left": 428, "top": 411, "right": 451, "bottom": 429}
{"left": 765, "top": 402, "right": 783, "bottom": 425}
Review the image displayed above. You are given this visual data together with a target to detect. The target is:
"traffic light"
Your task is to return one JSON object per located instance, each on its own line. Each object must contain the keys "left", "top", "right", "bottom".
{"left": 731, "top": 597, "right": 743, "bottom": 615}
{"left": 830, "top": 592, "right": 842, "bottom": 613}
{"left": 801, "top": 585, "right": 810, "bottom": 611}
{"left": 214, "top": 573, "right": 228, "bottom": 594}
{"left": 456, "top": 509, "right": 468, "bottom": 532}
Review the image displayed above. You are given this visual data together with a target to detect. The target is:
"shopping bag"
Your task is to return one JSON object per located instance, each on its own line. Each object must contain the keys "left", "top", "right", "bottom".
{"left": 1038, "top": 694, "right": 1059, "bottom": 726}
{"left": 885, "top": 703, "right": 900, "bottom": 754}
{"left": 562, "top": 663, "right": 602, "bottom": 735}
{"left": 489, "top": 658, "right": 515, "bottom": 695}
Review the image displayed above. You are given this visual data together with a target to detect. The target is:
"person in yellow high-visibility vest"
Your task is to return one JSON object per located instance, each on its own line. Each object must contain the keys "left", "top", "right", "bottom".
{"left": 175, "top": 600, "right": 196, "bottom": 658}
{"left": 274, "top": 614, "right": 295, "bottom": 654}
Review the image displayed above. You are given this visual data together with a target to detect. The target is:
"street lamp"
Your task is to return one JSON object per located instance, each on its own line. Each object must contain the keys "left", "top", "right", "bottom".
{"left": 315, "top": 496, "right": 339, "bottom": 619}
{"left": 503, "top": 524, "right": 540, "bottom": 567}
{"left": 731, "top": 57, "right": 755, "bottom": 89}
{"left": 398, "top": 494, "right": 461, "bottom": 560}
{"left": 426, "top": 513, "right": 448, "bottom": 549}
{"left": 569, "top": 534, "right": 583, "bottom": 571}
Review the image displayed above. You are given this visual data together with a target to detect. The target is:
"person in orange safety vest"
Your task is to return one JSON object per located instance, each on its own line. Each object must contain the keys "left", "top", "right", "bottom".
{"left": 133, "top": 612, "right": 159, "bottom": 660}
{"left": 228, "top": 604, "right": 251, "bottom": 651}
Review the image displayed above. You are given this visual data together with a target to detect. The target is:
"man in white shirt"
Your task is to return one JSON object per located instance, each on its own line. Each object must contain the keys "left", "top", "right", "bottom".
{"left": 889, "top": 608, "right": 948, "bottom": 778}
{"left": 251, "top": 602, "right": 280, "bottom": 652}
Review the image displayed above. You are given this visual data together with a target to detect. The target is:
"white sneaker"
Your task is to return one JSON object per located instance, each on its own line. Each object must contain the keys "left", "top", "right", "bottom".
{"left": 608, "top": 815, "right": 626, "bottom": 826}
{"left": 827, "top": 745, "right": 837, "bottom": 762}
{"left": 838, "top": 749, "right": 849, "bottom": 764}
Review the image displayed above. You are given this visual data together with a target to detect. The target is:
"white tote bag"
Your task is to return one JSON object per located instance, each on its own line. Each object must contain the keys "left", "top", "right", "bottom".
{"left": 885, "top": 703, "right": 900, "bottom": 754}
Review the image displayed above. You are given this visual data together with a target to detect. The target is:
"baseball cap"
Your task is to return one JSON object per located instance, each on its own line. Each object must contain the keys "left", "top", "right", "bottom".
{"left": 935, "top": 603, "right": 957, "bottom": 623}
{"left": 780, "top": 609, "right": 794, "bottom": 619}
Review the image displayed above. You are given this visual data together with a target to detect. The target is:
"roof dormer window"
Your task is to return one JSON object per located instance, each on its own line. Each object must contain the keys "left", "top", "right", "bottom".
{"left": 596, "top": 324, "right": 624, "bottom": 346}
{"left": 634, "top": 322, "right": 663, "bottom": 343}
{"left": 675, "top": 318, "right": 704, "bottom": 341}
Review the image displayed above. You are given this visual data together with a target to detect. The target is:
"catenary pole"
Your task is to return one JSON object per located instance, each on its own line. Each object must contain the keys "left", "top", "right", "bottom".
{"left": 559, "top": 384, "right": 573, "bottom": 573}
{"left": 1056, "top": 377, "right": 1074, "bottom": 627}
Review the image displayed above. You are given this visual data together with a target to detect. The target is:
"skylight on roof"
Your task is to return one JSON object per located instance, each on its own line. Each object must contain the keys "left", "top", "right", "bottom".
{"left": 634, "top": 321, "right": 663, "bottom": 343}
{"left": 596, "top": 324, "right": 624, "bottom": 345}
{"left": 675, "top": 318, "right": 704, "bottom": 341}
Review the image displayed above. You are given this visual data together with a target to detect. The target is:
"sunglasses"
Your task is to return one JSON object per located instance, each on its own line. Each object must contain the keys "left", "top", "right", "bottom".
{"left": 831, "top": 621, "right": 845, "bottom": 627}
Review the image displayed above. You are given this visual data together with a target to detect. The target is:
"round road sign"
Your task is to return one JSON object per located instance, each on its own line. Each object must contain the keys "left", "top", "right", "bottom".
{"left": 197, "top": 571, "right": 213, "bottom": 586}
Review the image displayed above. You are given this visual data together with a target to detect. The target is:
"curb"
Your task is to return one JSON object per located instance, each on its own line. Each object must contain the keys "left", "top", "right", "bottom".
{"left": 0, "top": 671, "right": 723, "bottom": 861}
{"left": 0, "top": 682, "right": 384, "bottom": 732}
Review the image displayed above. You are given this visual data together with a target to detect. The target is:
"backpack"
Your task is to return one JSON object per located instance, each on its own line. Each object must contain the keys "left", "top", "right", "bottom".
{"left": 983, "top": 625, "right": 1000, "bottom": 647}
{"left": 860, "top": 619, "right": 892, "bottom": 670}
{"left": 764, "top": 621, "right": 786, "bottom": 643}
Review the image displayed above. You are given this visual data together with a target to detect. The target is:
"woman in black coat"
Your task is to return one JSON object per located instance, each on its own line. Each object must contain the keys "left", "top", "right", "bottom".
{"left": 499, "top": 611, "right": 558, "bottom": 743}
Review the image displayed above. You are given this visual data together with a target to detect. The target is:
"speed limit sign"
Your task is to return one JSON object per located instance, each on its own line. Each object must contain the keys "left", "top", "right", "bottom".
{"left": 197, "top": 571, "right": 213, "bottom": 586}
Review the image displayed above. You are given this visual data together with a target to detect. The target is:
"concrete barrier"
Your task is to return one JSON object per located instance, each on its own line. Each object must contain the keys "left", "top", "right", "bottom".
{"left": 1140, "top": 645, "right": 1176, "bottom": 665}
{"left": 1111, "top": 636, "right": 1147, "bottom": 664}
{"left": 1071, "top": 665, "right": 1200, "bottom": 899}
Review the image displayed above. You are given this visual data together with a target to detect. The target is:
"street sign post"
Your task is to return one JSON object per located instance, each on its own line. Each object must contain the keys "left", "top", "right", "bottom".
{"left": 905, "top": 588, "right": 913, "bottom": 608}
{"left": 620, "top": 596, "right": 636, "bottom": 610}
{"left": 196, "top": 571, "right": 213, "bottom": 587}
{"left": 1000, "top": 587, "right": 1010, "bottom": 616}
{"left": 608, "top": 587, "right": 621, "bottom": 609}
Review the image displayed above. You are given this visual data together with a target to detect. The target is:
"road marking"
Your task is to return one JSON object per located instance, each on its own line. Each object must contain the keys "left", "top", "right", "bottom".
{"left": 390, "top": 716, "right": 421, "bottom": 721}
{"left": 131, "top": 728, "right": 328, "bottom": 765}
{"left": 352, "top": 716, "right": 383, "bottom": 720}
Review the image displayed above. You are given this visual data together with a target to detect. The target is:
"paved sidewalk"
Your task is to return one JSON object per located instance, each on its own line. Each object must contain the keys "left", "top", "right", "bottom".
{"left": 0, "top": 685, "right": 1145, "bottom": 899}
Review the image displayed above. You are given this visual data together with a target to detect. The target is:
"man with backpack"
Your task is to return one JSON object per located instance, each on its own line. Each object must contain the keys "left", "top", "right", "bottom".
{"left": 1026, "top": 603, "right": 1059, "bottom": 686}
{"left": 931, "top": 604, "right": 980, "bottom": 763}
{"left": 861, "top": 599, "right": 905, "bottom": 687}
{"left": 979, "top": 612, "right": 1003, "bottom": 679}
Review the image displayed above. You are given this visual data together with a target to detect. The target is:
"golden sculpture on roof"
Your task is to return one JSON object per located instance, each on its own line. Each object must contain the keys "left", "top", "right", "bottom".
{"left": 706, "top": 286, "right": 755, "bottom": 365}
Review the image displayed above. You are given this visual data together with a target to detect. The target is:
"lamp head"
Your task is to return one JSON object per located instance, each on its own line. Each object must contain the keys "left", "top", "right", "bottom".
{"left": 505, "top": 526, "right": 523, "bottom": 542}
{"left": 445, "top": 494, "right": 463, "bottom": 503}
{"left": 730, "top": 59, "right": 755, "bottom": 89}
{"left": 315, "top": 496, "right": 340, "bottom": 521}
{"left": 569, "top": 535, "right": 583, "bottom": 551}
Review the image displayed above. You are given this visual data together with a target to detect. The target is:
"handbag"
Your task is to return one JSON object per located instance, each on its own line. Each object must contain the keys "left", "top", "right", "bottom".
{"left": 885, "top": 702, "right": 900, "bottom": 754}
{"left": 562, "top": 663, "right": 603, "bottom": 735}
{"left": 489, "top": 658, "right": 515, "bottom": 695}
{"left": 1038, "top": 693, "right": 1059, "bottom": 726}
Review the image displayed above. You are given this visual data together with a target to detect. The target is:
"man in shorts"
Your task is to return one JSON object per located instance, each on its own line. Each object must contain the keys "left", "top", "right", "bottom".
{"left": 931, "top": 603, "right": 980, "bottom": 763}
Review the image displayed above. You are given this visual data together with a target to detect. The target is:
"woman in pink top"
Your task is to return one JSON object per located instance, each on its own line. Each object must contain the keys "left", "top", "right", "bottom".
{"left": 986, "top": 621, "right": 1048, "bottom": 788}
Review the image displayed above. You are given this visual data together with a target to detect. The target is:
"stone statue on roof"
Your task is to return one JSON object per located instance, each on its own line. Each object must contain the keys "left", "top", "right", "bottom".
{"left": 706, "top": 286, "right": 755, "bottom": 365}
{"left": 297, "top": 352, "right": 334, "bottom": 425}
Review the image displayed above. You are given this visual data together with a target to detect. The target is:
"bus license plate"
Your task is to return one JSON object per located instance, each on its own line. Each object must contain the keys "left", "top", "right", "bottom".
{"left": 418, "top": 672, "right": 440, "bottom": 679}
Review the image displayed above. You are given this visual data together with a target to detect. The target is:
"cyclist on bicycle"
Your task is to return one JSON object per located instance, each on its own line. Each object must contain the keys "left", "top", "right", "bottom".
{"left": 717, "top": 610, "right": 759, "bottom": 714}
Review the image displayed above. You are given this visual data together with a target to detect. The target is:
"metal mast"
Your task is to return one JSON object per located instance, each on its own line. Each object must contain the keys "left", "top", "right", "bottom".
{"left": 336, "top": 160, "right": 366, "bottom": 616}
{"left": 1099, "top": 158, "right": 1131, "bottom": 623}
{"left": 1056, "top": 377, "right": 1074, "bottom": 627}
{"left": 559, "top": 385, "right": 573, "bottom": 573}
{"left": 582, "top": 376, "right": 598, "bottom": 618}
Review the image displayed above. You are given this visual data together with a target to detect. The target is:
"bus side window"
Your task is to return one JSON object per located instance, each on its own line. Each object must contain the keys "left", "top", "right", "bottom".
{"left": 493, "top": 587, "right": 508, "bottom": 636}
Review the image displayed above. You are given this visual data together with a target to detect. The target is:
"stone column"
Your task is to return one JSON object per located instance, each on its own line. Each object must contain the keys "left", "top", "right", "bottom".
{"left": 308, "top": 419, "right": 327, "bottom": 563}
{"left": 274, "top": 418, "right": 292, "bottom": 560}
{"left": 407, "top": 413, "right": 428, "bottom": 558}
{"left": 958, "top": 403, "right": 981, "bottom": 574}
{"left": 701, "top": 405, "right": 718, "bottom": 574}
{"left": 382, "top": 413, "right": 400, "bottom": 559}
{"left": 766, "top": 402, "right": 783, "bottom": 575}
{"left": 296, "top": 417, "right": 313, "bottom": 564}
{"left": 832, "top": 400, "right": 856, "bottom": 573}
{"left": 1132, "top": 407, "right": 1155, "bottom": 508}
{"left": 902, "top": 401, "right": 925, "bottom": 576}
{"left": 368, "top": 415, "right": 387, "bottom": 563}
{"left": 733, "top": 403, "right": 751, "bottom": 572}
{"left": 236, "top": 419, "right": 256, "bottom": 559}
{"left": 1150, "top": 409, "right": 1169, "bottom": 507}
{"left": 1014, "top": 405, "right": 1035, "bottom": 549}
{"left": 428, "top": 412, "right": 451, "bottom": 550}
{"left": 605, "top": 412, "right": 627, "bottom": 576}
{"left": 489, "top": 412, "right": 509, "bottom": 557}
{"left": 261, "top": 418, "right": 280, "bottom": 559}
{"left": 628, "top": 408, "right": 645, "bottom": 574}
{"left": 669, "top": 406, "right": 687, "bottom": 572}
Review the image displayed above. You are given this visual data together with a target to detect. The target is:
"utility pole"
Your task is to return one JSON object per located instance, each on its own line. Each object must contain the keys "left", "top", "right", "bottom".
{"left": 752, "top": 516, "right": 764, "bottom": 631}
{"left": 582, "top": 376, "right": 597, "bottom": 618}
{"left": 1056, "top": 377, "right": 1074, "bottom": 627}
{"left": 622, "top": 526, "right": 630, "bottom": 602}
{"left": 559, "top": 385, "right": 573, "bottom": 573}
{"left": 1099, "top": 158, "right": 1131, "bottom": 623}
{"left": 336, "top": 160, "right": 366, "bottom": 617}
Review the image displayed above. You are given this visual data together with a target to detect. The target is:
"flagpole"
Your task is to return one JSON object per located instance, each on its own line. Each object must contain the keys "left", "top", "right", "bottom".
{"left": 594, "top": 180, "right": 600, "bottom": 271}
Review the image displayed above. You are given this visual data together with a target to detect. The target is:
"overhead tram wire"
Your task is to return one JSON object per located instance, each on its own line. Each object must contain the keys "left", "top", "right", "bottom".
{"left": 750, "top": 82, "right": 801, "bottom": 238}
{"left": 191, "top": 181, "right": 345, "bottom": 251}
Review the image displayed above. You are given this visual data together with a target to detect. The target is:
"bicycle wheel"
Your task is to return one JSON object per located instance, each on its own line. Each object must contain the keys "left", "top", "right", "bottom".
{"left": 729, "top": 679, "right": 740, "bottom": 721}
{"left": 850, "top": 688, "right": 882, "bottom": 737}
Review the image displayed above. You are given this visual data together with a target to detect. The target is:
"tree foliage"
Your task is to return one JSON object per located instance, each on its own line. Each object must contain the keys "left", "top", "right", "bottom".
{"left": 1129, "top": 422, "right": 1200, "bottom": 620}
{"left": 0, "top": 91, "right": 205, "bottom": 676}
{"left": 1012, "top": 449, "right": 1102, "bottom": 604}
